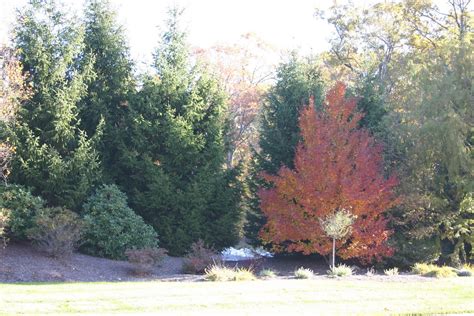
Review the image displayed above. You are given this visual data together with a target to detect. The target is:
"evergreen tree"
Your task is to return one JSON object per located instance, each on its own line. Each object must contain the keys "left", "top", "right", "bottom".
{"left": 120, "top": 8, "right": 241, "bottom": 255}
{"left": 258, "top": 54, "right": 324, "bottom": 174}
{"left": 354, "top": 77, "right": 387, "bottom": 136}
{"left": 245, "top": 54, "right": 324, "bottom": 244}
{"left": 9, "top": 0, "right": 101, "bottom": 210}
{"left": 80, "top": 0, "right": 135, "bottom": 181}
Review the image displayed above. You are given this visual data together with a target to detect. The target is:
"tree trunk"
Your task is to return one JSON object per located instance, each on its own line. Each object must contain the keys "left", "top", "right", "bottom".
{"left": 332, "top": 237, "right": 336, "bottom": 269}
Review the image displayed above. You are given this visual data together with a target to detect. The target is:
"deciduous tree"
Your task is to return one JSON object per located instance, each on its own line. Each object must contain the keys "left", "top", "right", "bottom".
{"left": 193, "top": 33, "right": 275, "bottom": 168}
{"left": 259, "top": 83, "right": 398, "bottom": 263}
{"left": 318, "top": 0, "right": 474, "bottom": 266}
{"left": 0, "top": 46, "right": 30, "bottom": 185}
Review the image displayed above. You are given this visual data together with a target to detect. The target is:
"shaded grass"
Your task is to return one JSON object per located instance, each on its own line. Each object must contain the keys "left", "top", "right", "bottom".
{"left": 0, "top": 278, "right": 473, "bottom": 315}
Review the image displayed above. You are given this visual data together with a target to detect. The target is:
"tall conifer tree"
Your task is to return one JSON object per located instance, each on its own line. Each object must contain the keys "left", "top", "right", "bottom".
{"left": 10, "top": 0, "right": 101, "bottom": 210}
{"left": 245, "top": 55, "right": 324, "bottom": 244}
{"left": 80, "top": 0, "right": 135, "bottom": 181}
{"left": 122, "top": 8, "right": 241, "bottom": 255}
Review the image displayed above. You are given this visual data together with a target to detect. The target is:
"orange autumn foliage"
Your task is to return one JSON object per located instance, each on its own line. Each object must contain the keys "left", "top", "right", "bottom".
{"left": 258, "top": 82, "right": 398, "bottom": 263}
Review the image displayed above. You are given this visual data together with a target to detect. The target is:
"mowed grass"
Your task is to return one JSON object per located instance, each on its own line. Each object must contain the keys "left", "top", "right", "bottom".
{"left": 0, "top": 278, "right": 473, "bottom": 315}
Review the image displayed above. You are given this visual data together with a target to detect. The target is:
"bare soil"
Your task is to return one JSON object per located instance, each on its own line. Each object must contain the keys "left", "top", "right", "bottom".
{"left": 0, "top": 242, "right": 433, "bottom": 283}
{"left": 0, "top": 242, "right": 187, "bottom": 282}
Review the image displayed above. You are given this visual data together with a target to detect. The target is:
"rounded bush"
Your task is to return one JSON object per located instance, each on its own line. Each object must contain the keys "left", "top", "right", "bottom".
{"left": 81, "top": 185, "right": 158, "bottom": 259}
{"left": 0, "top": 185, "right": 44, "bottom": 239}
{"left": 28, "top": 207, "right": 84, "bottom": 258}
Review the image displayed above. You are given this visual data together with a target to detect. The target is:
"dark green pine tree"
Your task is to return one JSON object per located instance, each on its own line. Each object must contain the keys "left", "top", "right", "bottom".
{"left": 121, "top": 8, "right": 241, "bottom": 255}
{"left": 244, "top": 54, "right": 324, "bottom": 245}
{"left": 10, "top": 0, "right": 101, "bottom": 211}
{"left": 354, "top": 76, "right": 387, "bottom": 136}
{"left": 80, "top": 0, "right": 136, "bottom": 181}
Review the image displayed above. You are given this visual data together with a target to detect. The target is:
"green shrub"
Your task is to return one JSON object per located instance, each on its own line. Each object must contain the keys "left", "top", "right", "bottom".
{"left": 294, "top": 267, "right": 314, "bottom": 279}
{"left": 386, "top": 234, "right": 441, "bottom": 269}
{"left": 259, "top": 269, "right": 277, "bottom": 279}
{"left": 384, "top": 267, "right": 399, "bottom": 276}
{"left": 81, "top": 185, "right": 158, "bottom": 259}
{"left": 125, "top": 247, "right": 168, "bottom": 276}
{"left": 182, "top": 240, "right": 220, "bottom": 274}
{"left": 327, "top": 264, "right": 353, "bottom": 277}
{"left": 204, "top": 264, "right": 256, "bottom": 282}
{"left": 0, "top": 185, "right": 44, "bottom": 239}
{"left": 27, "top": 207, "right": 84, "bottom": 257}
{"left": 412, "top": 263, "right": 457, "bottom": 278}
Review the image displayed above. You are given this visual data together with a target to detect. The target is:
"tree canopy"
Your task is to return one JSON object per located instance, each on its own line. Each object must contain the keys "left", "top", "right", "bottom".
{"left": 259, "top": 83, "right": 398, "bottom": 263}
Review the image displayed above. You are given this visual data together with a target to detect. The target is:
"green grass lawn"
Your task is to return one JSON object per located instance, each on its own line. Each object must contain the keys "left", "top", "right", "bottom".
{"left": 0, "top": 278, "right": 473, "bottom": 315}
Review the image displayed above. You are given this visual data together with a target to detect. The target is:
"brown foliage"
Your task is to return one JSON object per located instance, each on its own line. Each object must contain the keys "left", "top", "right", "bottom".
{"left": 125, "top": 247, "right": 168, "bottom": 276}
{"left": 27, "top": 207, "right": 84, "bottom": 258}
{"left": 0, "top": 46, "right": 30, "bottom": 184}
{"left": 193, "top": 34, "right": 275, "bottom": 168}
{"left": 182, "top": 239, "right": 221, "bottom": 274}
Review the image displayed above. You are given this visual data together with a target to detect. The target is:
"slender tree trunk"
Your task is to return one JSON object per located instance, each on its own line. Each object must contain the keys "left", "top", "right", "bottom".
{"left": 332, "top": 237, "right": 336, "bottom": 269}
{"left": 226, "top": 149, "right": 234, "bottom": 169}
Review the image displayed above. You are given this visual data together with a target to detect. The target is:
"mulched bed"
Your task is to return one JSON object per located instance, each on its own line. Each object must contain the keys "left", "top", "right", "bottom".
{"left": 0, "top": 242, "right": 185, "bottom": 282}
{"left": 0, "top": 242, "right": 433, "bottom": 283}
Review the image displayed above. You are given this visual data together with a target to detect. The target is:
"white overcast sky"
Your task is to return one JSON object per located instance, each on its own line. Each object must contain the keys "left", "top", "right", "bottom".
{"left": 0, "top": 0, "right": 359, "bottom": 66}
{"left": 0, "top": 0, "right": 453, "bottom": 70}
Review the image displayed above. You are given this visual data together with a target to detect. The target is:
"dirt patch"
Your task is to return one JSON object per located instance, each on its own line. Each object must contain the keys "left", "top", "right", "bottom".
{"left": 0, "top": 242, "right": 437, "bottom": 283}
{"left": 0, "top": 242, "right": 185, "bottom": 282}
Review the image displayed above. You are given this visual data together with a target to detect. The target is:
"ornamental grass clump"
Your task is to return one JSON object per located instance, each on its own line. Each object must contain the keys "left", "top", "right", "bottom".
{"left": 412, "top": 263, "right": 457, "bottom": 278}
{"left": 204, "top": 264, "right": 256, "bottom": 282}
{"left": 366, "top": 267, "right": 376, "bottom": 276}
{"left": 294, "top": 267, "right": 314, "bottom": 279}
{"left": 327, "top": 264, "right": 353, "bottom": 277}
{"left": 259, "top": 269, "right": 277, "bottom": 279}
{"left": 384, "top": 267, "right": 399, "bottom": 276}
{"left": 233, "top": 267, "right": 257, "bottom": 281}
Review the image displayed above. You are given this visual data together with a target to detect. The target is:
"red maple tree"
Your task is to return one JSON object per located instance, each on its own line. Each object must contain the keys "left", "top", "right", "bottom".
{"left": 258, "top": 82, "right": 398, "bottom": 263}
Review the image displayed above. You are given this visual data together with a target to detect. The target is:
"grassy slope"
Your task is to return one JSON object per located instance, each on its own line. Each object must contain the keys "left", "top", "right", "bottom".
{"left": 0, "top": 278, "right": 473, "bottom": 315}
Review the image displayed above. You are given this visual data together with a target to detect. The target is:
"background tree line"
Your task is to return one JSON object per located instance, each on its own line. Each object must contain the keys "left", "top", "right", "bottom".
{"left": 0, "top": 0, "right": 472, "bottom": 266}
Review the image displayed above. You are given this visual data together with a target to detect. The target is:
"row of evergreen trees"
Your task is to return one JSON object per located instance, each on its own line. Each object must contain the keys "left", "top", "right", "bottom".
{"left": 8, "top": 0, "right": 240, "bottom": 255}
